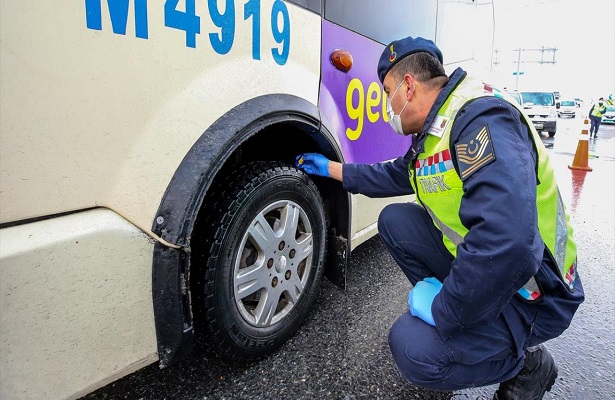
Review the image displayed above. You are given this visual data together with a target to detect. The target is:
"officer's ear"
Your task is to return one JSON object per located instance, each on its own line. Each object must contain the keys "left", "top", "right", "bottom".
{"left": 403, "top": 74, "right": 417, "bottom": 101}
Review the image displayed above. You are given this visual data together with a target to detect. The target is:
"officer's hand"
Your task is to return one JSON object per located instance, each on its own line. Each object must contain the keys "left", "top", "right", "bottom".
{"left": 408, "top": 277, "right": 442, "bottom": 327}
{"left": 295, "top": 153, "right": 330, "bottom": 177}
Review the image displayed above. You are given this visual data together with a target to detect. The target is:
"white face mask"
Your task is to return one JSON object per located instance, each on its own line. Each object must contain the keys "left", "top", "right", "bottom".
{"left": 386, "top": 79, "right": 410, "bottom": 135}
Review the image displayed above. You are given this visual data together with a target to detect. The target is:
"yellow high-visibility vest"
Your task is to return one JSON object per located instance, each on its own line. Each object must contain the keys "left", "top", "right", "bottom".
{"left": 591, "top": 103, "right": 607, "bottom": 118}
{"left": 408, "top": 76, "right": 578, "bottom": 301}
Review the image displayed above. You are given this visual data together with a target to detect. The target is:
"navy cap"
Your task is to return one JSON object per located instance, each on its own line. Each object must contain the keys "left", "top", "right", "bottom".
{"left": 377, "top": 36, "right": 443, "bottom": 83}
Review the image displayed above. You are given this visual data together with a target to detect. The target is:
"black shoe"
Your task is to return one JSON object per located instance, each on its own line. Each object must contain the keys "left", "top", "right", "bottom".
{"left": 492, "top": 344, "right": 558, "bottom": 400}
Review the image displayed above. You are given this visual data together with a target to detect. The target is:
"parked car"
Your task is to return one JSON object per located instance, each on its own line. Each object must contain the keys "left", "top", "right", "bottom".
{"left": 557, "top": 100, "right": 576, "bottom": 118}
{"left": 602, "top": 106, "right": 615, "bottom": 124}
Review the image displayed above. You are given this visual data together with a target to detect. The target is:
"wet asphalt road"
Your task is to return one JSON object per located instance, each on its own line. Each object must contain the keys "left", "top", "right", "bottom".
{"left": 84, "top": 117, "right": 615, "bottom": 400}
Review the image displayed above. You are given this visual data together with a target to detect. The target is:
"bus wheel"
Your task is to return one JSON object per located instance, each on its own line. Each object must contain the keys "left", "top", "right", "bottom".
{"left": 197, "top": 162, "right": 326, "bottom": 362}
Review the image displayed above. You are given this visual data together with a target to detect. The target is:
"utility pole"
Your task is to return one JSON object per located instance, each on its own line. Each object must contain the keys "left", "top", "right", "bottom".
{"left": 515, "top": 47, "right": 522, "bottom": 89}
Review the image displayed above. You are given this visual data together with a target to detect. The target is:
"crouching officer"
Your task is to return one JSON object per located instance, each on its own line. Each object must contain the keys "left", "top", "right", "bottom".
{"left": 296, "top": 36, "right": 584, "bottom": 399}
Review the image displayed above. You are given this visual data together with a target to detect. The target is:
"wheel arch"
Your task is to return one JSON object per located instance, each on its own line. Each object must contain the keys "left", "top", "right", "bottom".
{"left": 152, "top": 94, "right": 350, "bottom": 367}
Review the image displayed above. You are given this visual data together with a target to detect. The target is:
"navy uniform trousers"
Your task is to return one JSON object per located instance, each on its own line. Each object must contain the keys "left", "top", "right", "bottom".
{"left": 378, "top": 202, "right": 528, "bottom": 391}
{"left": 589, "top": 115, "right": 602, "bottom": 136}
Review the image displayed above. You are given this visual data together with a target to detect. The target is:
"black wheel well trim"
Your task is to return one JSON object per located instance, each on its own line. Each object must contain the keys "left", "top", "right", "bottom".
{"left": 152, "top": 93, "right": 344, "bottom": 247}
{"left": 151, "top": 93, "right": 351, "bottom": 367}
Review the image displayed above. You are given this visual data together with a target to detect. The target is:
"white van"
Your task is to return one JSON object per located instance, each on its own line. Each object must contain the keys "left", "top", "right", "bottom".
{"left": 521, "top": 91, "right": 558, "bottom": 137}
{"left": 557, "top": 99, "right": 577, "bottom": 118}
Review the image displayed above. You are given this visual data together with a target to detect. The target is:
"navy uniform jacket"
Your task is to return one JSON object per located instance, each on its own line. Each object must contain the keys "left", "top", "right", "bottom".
{"left": 342, "top": 68, "right": 584, "bottom": 346}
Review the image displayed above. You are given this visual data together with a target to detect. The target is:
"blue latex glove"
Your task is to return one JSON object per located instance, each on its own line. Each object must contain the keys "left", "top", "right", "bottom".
{"left": 408, "top": 277, "right": 443, "bottom": 327}
{"left": 295, "top": 153, "right": 330, "bottom": 177}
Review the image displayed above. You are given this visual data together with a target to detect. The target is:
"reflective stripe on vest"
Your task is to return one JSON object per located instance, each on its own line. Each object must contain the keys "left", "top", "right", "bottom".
{"left": 408, "top": 77, "right": 578, "bottom": 301}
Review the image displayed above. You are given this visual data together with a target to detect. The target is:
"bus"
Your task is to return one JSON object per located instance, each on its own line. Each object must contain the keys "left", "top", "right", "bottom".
{"left": 0, "top": 1, "right": 495, "bottom": 399}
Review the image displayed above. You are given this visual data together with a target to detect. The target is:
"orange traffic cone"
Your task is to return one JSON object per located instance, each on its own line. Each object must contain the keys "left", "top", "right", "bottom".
{"left": 568, "top": 118, "right": 593, "bottom": 172}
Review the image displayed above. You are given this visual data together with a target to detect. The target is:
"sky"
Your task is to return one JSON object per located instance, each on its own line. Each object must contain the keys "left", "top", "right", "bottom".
{"left": 490, "top": 0, "right": 614, "bottom": 102}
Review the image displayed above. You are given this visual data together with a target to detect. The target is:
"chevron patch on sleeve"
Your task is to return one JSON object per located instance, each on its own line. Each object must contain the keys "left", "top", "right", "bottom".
{"left": 455, "top": 125, "right": 496, "bottom": 180}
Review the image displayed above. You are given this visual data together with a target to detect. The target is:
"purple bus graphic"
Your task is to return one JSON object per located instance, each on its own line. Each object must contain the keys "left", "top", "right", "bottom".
{"left": 319, "top": 20, "right": 412, "bottom": 164}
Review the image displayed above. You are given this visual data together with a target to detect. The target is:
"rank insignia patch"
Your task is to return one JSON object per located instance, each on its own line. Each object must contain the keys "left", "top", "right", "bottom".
{"left": 455, "top": 125, "right": 496, "bottom": 180}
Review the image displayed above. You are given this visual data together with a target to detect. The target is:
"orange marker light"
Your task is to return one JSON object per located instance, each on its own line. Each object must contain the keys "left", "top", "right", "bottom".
{"left": 331, "top": 49, "right": 353, "bottom": 73}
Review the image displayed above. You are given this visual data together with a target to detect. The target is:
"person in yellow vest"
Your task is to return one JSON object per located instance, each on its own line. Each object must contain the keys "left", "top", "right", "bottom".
{"left": 296, "top": 36, "right": 584, "bottom": 400}
{"left": 589, "top": 97, "right": 607, "bottom": 138}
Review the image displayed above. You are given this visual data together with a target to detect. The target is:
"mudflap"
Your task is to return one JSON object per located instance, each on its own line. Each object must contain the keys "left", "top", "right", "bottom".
{"left": 152, "top": 242, "right": 194, "bottom": 368}
{"left": 325, "top": 234, "right": 348, "bottom": 289}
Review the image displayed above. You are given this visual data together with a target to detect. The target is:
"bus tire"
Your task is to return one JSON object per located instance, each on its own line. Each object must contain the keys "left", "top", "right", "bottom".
{"left": 197, "top": 161, "right": 326, "bottom": 362}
